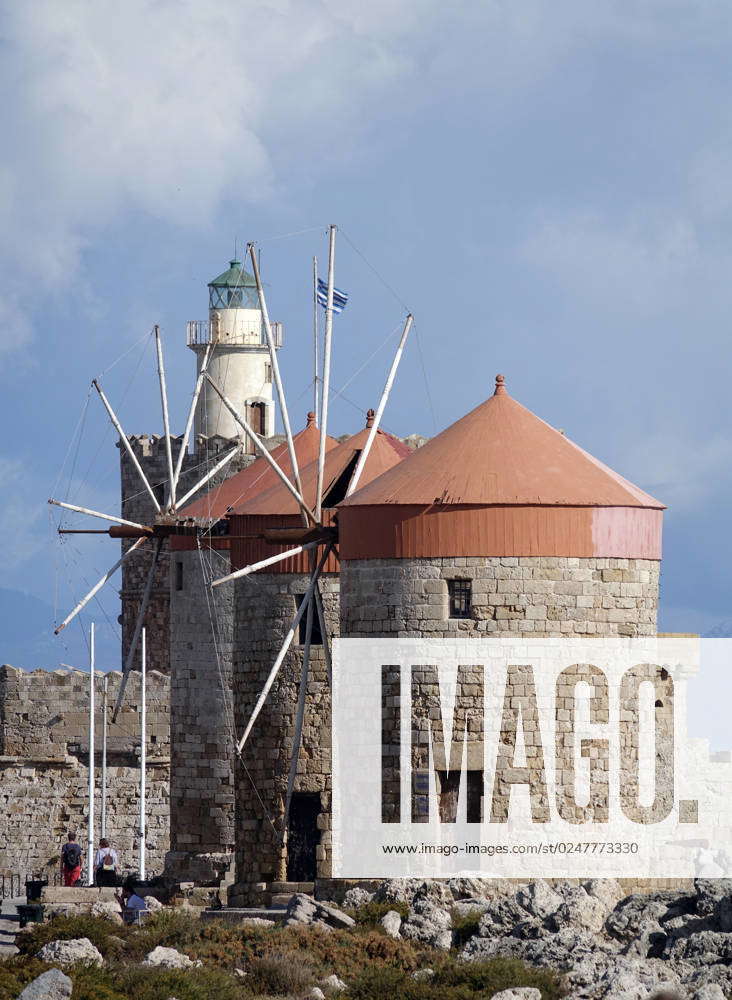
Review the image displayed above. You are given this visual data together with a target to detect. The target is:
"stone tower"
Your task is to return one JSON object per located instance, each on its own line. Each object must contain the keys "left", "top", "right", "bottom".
{"left": 227, "top": 419, "right": 411, "bottom": 905}
{"left": 338, "top": 375, "right": 663, "bottom": 641}
{"left": 187, "top": 258, "right": 279, "bottom": 447}
{"left": 166, "top": 415, "right": 321, "bottom": 882}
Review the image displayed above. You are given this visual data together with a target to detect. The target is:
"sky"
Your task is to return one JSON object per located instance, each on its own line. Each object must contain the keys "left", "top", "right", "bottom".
{"left": 1, "top": 0, "right": 731, "bottom": 670}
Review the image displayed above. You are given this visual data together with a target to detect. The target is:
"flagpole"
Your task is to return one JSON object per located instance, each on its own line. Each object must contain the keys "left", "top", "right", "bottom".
{"left": 316, "top": 225, "right": 336, "bottom": 521}
{"left": 87, "top": 623, "right": 95, "bottom": 887}
{"left": 313, "top": 256, "right": 319, "bottom": 419}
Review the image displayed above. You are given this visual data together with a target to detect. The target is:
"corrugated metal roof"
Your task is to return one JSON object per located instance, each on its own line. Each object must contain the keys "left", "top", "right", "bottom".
{"left": 232, "top": 412, "right": 411, "bottom": 516}
{"left": 178, "top": 413, "right": 337, "bottom": 521}
{"left": 339, "top": 375, "right": 665, "bottom": 510}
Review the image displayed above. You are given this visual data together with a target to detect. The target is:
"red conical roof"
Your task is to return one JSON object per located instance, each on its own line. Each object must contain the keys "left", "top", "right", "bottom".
{"left": 340, "top": 376, "right": 664, "bottom": 509}
{"left": 179, "top": 413, "right": 338, "bottom": 520}
{"left": 232, "top": 410, "right": 411, "bottom": 516}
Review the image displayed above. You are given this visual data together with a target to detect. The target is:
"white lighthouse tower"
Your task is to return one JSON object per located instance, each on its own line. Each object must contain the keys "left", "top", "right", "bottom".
{"left": 186, "top": 258, "right": 281, "bottom": 451}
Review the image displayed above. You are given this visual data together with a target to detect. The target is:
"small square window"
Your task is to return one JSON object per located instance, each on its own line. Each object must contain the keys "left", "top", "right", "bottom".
{"left": 296, "top": 594, "right": 323, "bottom": 645}
{"left": 264, "top": 361, "right": 273, "bottom": 383}
{"left": 447, "top": 578, "right": 472, "bottom": 619}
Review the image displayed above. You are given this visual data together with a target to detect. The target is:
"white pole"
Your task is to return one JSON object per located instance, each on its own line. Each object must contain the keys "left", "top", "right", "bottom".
{"left": 282, "top": 587, "right": 314, "bottom": 843}
{"left": 315, "top": 225, "right": 336, "bottom": 521}
{"left": 101, "top": 674, "right": 108, "bottom": 840}
{"left": 154, "top": 326, "right": 176, "bottom": 510}
{"left": 211, "top": 541, "right": 319, "bottom": 588}
{"left": 87, "top": 623, "right": 95, "bottom": 887}
{"left": 175, "top": 444, "right": 242, "bottom": 510}
{"left": 92, "top": 379, "right": 162, "bottom": 514}
{"left": 48, "top": 499, "right": 148, "bottom": 532}
{"left": 204, "top": 374, "right": 316, "bottom": 524}
{"left": 346, "top": 313, "right": 414, "bottom": 497}
{"left": 112, "top": 540, "right": 162, "bottom": 722}
{"left": 140, "top": 627, "right": 146, "bottom": 881}
{"left": 54, "top": 537, "right": 148, "bottom": 634}
{"left": 313, "top": 256, "right": 319, "bottom": 419}
{"left": 237, "top": 545, "right": 331, "bottom": 753}
{"left": 248, "top": 244, "right": 303, "bottom": 496}
{"left": 173, "top": 341, "right": 212, "bottom": 498}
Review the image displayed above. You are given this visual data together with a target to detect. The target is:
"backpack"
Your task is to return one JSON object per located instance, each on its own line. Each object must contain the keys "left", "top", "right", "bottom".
{"left": 63, "top": 842, "right": 82, "bottom": 868}
{"left": 102, "top": 853, "right": 115, "bottom": 870}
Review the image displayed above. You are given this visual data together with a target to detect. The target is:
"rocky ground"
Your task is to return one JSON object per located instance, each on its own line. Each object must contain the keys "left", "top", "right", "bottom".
{"left": 1, "top": 879, "right": 731, "bottom": 998}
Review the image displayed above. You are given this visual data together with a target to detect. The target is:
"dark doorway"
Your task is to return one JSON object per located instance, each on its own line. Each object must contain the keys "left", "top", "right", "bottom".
{"left": 249, "top": 401, "right": 266, "bottom": 435}
{"left": 287, "top": 792, "right": 320, "bottom": 882}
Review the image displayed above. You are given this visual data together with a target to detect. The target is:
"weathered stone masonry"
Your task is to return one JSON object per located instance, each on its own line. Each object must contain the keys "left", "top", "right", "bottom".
{"left": 229, "top": 571, "right": 339, "bottom": 906}
{"left": 340, "top": 557, "right": 660, "bottom": 638}
{"left": 0, "top": 665, "right": 170, "bottom": 879}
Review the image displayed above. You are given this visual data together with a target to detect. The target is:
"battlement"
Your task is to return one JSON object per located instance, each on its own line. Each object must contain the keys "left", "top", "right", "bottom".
{"left": 118, "top": 432, "right": 241, "bottom": 462}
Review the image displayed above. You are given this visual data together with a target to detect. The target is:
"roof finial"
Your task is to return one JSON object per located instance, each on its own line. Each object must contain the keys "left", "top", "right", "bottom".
{"left": 494, "top": 374, "right": 506, "bottom": 395}
{"left": 366, "top": 408, "right": 375, "bottom": 428}
{"left": 306, "top": 411, "right": 316, "bottom": 427}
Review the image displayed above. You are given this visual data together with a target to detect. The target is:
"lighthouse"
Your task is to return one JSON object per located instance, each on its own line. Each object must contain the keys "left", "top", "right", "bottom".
{"left": 186, "top": 258, "right": 282, "bottom": 449}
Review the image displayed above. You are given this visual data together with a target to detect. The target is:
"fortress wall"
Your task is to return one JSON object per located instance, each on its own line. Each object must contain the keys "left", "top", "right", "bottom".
{"left": 0, "top": 665, "right": 170, "bottom": 879}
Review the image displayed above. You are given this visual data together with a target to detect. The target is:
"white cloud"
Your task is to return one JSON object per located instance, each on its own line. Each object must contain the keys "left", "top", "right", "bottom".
{"left": 2, "top": 0, "right": 732, "bottom": 355}
{"left": 519, "top": 209, "right": 702, "bottom": 316}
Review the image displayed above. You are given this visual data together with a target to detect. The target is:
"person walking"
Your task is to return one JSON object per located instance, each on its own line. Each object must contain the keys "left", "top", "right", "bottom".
{"left": 93, "top": 838, "right": 119, "bottom": 887}
{"left": 60, "top": 832, "right": 82, "bottom": 887}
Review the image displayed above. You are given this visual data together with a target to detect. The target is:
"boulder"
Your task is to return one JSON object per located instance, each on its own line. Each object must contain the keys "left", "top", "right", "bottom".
{"left": 462, "top": 926, "right": 613, "bottom": 973}
{"left": 447, "top": 877, "right": 496, "bottom": 900}
{"left": 411, "top": 968, "right": 435, "bottom": 982}
{"left": 36, "top": 938, "right": 103, "bottom": 967}
{"left": 605, "top": 893, "right": 675, "bottom": 942}
{"left": 689, "top": 986, "right": 727, "bottom": 1000}
{"left": 372, "top": 879, "right": 424, "bottom": 905}
{"left": 143, "top": 946, "right": 198, "bottom": 969}
{"left": 401, "top": 897, "right": 453, "bottom": 951}
{"left": 565, "top": 955, "right": 681, "bottom": 1000}
{"left": 343, "top": 887, "right": 374, "bottom": 909}
{"left": 286, "top": 893, "right": 355, "bottom": 930}
{"left": 18, "top": 969, "right": 73, "bottom": 1000}
{"left": 452, "top": 898, "right": 494, "bottom": 919}
{"left": 380, "top": 910, "right": 402, "bottom": 938}
{"left": 143, "top": 895, "right": 164, "bottom": 913}
{"left": 310, "top": 990, "right": 326, "bottom": 1000}
{"left": 90, "top": 900, "right": 122, "bottom": 924}
{"left": 320, "top": 973, "right": 347, "bottom": 992}
{"left": 665, "top": 929, "right": 732, "bottom": 965}
{"left": 583, "top": 878, "right": 623, "bottom": 911}
{"left": 549, "top": 887, "right": 607, "bottom": 934}
{"left": 477, "top": 894, "right": 539, "bottom": 938}
{"left": 515, "top": 881, "right": 562, "bottom": 921}
{"left": 490, "top": 990, "right": 542, "bottom": 1000}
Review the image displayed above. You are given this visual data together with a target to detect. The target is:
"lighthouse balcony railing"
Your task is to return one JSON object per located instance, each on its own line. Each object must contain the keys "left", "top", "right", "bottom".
{"left": 186, "top": 320, "right": 283, "bottom": 348}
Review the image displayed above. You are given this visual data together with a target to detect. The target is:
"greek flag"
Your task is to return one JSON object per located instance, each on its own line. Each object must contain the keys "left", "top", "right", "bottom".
{"left": 317, "top": 277, "right": 349, "bottom": 314}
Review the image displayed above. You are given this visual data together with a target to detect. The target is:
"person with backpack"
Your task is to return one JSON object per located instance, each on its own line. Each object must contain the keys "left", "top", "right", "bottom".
{"left": 60, "top": 832, "right": 82, "bottom": 887}
{"left": 93, "top": 838, "right": 119, "bottom": 886}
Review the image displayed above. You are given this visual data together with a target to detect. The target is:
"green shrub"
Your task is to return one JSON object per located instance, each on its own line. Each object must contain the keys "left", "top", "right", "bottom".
{"left": 348, "top": 901, "right": 410, "bottom": 926}
{"left": 450, "top": 908, "right": 483, "bottom": 948}
{"left": 108, "top": 963, "right": 245, "bottom": 1000}
{"left": 125, "top": 910, "right": 202, "bottom": 961}
{"left": 0, "top": 958, "right": 50, "bottom": 1000}
{"left": 244, "top": 949, "right": 318, "bottom": 995}
{"left": 15, "top": 914, "right": 123, "bottom": 958}
{"left": 434, "top": 955, "right": 565, "bottom": 999}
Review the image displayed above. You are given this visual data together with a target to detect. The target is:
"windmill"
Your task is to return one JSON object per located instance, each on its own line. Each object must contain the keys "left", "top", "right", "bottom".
{"left": 50, "top": 225, "right": 414, "bottom": 846}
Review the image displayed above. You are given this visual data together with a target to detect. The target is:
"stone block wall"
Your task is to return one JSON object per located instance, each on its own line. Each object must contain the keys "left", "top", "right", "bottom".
{"left": 0, "top": 666, "right": 170, "bottom": 880}
{"left": 340, "top": 557, "right": 660, "bottom": 637}
{"left": 229, "top": 571, "right": 339, "bottom": 906}
{"left": 167, "top": 546, "right": 236, "bottom": 881}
